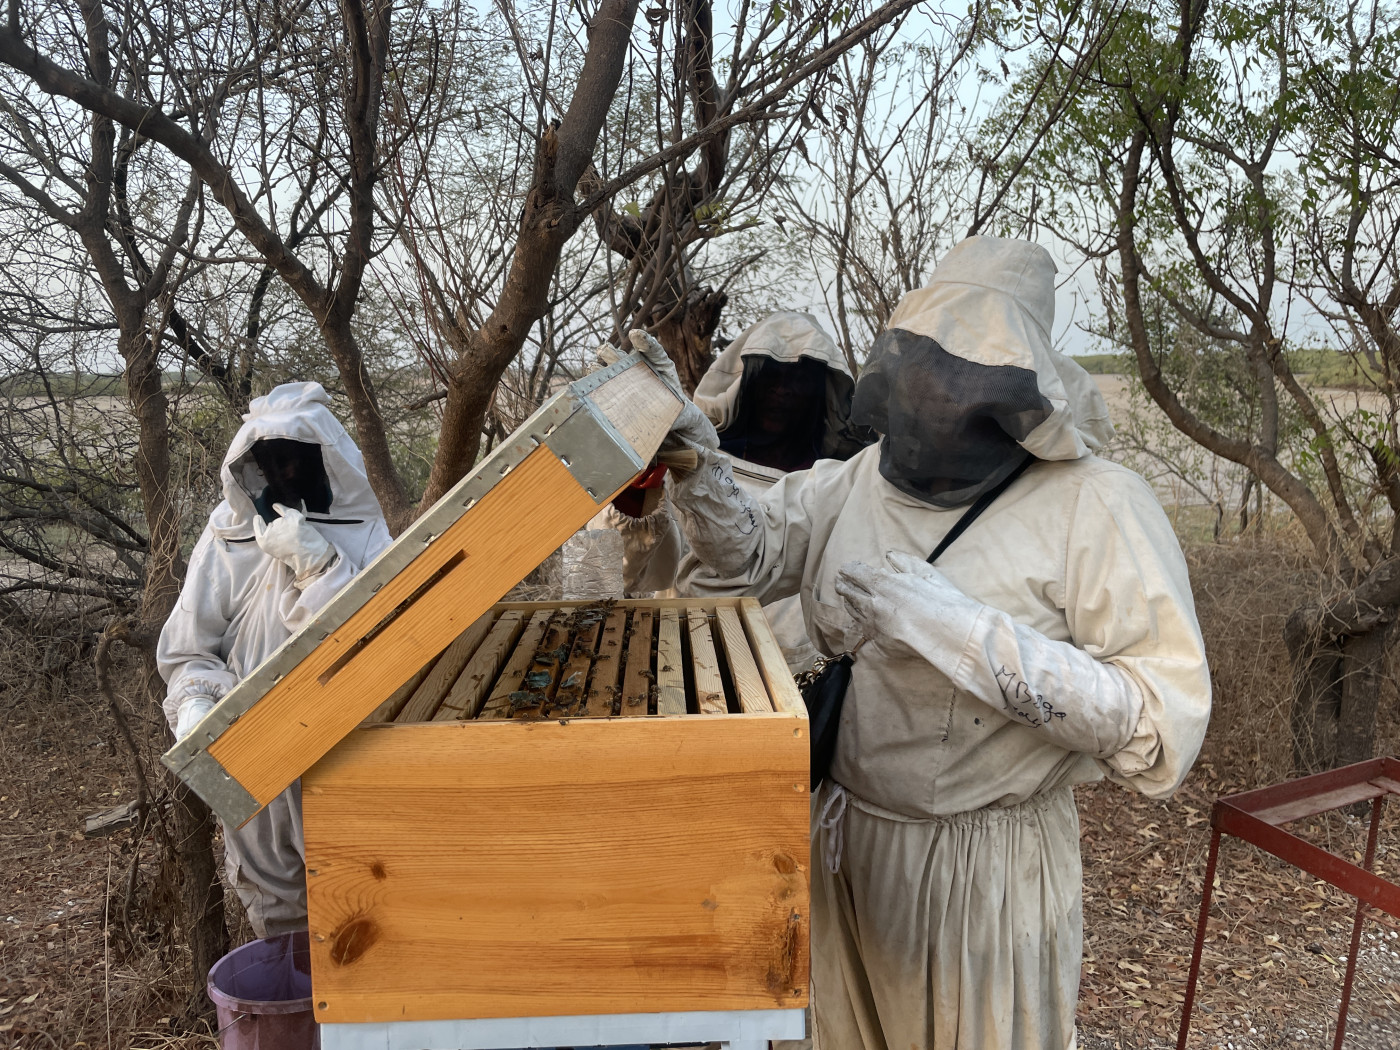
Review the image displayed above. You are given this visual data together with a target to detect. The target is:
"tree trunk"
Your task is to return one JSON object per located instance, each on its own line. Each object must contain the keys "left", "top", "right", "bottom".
{"left": 1286, "top": 627, "right": 1343, "bottom": 774}
{"left": 1336, "top": 624, "right": 1390, "bottom": 767}
{"left": 120, "top": 322, "right": 230, "bottom": 1015}
{"left": 654, "top": 284, "right": 727, "bottom": 395}
{"left": 1286, "top": 609, "right": 1395, "bottom": 774}
{"left": 171, "top": 777, "right": 229, "bottom": 1020}
{"left": 321, "top": 319, "right": 413, "bottom": 533}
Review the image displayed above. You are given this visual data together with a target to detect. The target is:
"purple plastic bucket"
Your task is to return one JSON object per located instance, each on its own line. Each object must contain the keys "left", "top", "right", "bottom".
{"left": 207, "top": 931, "right": 319, "bottom": 1050}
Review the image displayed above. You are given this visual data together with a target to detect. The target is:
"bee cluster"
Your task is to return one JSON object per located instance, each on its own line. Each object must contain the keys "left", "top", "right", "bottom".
{"left": 368, "top": 598, "right": 775, "bottom": 725}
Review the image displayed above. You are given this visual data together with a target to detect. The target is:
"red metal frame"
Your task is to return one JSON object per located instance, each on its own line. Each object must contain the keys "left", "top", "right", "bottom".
{"left": 1176, "top": 757, "right": 1400, "bottom": 1050}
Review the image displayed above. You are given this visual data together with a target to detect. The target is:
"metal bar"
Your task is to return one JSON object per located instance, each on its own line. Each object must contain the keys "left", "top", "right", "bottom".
{"left": 318, "top": 1007, "right": 806, "bottom": 1050}
{"left": 1221, "top": 758, "right": 1390, "bottom": 818}
{"left": 1333, "top": 794, "right": 1386, "bottom": 1050}
{"left": 1252, "top": 780, "right": 1387, "bottom": 825}
{"left": 1213, "top": 805, "right": 1400, "bottom": 919}
{"left": 1177, "top": 828, "right": 1222, "bottom": 1050}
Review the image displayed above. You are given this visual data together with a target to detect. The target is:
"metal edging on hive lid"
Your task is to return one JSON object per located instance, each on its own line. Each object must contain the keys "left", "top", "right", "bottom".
{"left": 160, "top": 352, "right": 676, "bottom": 825}
{"left": 545, "top": 400, "right": 646, "bottom": 500}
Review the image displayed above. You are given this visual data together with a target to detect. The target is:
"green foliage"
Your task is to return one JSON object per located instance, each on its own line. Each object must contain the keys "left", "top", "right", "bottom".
{"left": 1286, "top": 349, "right": 1387, "bottom": 389}
{"left": 1005, "top": 0, "right": 1400, "bottom": 562}
{"left": 1070, "top": 353, "right": 1129, "bottom": 374}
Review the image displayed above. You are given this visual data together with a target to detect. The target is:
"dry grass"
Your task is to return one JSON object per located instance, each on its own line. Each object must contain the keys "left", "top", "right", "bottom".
{"left": 0, "top": 613, "right": 233, "bottom": 1050}
{"left": 1077, "top": 533, "right": 1400, "bottom": 1050}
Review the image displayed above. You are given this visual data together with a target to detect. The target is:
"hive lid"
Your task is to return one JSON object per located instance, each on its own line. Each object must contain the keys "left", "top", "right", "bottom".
{"left": 162, "top": 353, "right": 681, "bottom": 825}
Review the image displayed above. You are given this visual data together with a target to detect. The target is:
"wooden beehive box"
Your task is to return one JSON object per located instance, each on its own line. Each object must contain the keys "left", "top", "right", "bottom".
{"left": 305, "top": 597, "right": 809, "bottom": 1024}
{"left": 162, "top": 353, "right": 810, "bottom": 1027}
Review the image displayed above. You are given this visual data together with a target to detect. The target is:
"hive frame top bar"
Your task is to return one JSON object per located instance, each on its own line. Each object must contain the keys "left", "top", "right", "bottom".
{"left": 161, "top": 353, "right": 680, "bottom": 824}
{"left": 360, "top": 597, "right": 810, "bottom": 725}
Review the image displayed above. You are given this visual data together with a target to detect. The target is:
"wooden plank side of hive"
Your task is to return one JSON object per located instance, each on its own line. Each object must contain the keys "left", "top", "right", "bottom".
{"left": 300, "top": 716, "right": 811, "bottom": 1024}
{"left": 739, "top": 598, "right": 807, "bottom": 719}
{"left": 161, "top": 355, "right": 680, "bottom": 825}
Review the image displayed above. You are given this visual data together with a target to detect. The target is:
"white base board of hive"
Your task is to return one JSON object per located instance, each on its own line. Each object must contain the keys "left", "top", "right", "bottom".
{"left": 319, "top": 1007, "right": 805, "bottom": 1050}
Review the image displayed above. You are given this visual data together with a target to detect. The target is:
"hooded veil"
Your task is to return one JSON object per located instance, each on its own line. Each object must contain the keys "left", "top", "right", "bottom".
{"left": 852, "top": 237, "right": 1113, "bottom": 506}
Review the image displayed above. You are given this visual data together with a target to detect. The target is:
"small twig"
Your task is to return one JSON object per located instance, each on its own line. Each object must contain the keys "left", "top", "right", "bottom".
{"left": 122, "top": 805, "right": 146, "bottom": 935}
{"left": 94, "top": 616, "right": 171, "bottom": 937}
{"left": 104, "top": 848, "right": 112, "bottom": 1047}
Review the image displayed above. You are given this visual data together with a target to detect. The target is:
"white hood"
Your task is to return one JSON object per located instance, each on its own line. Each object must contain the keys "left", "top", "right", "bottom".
{"left": 209, "top": 382, "right": 386, "bottom": 554}
{"left": 885, "top": 236, "right": 1114, "bottom": 459}
{"left": 693, "top": 311, "right": 867, "bottom": 462}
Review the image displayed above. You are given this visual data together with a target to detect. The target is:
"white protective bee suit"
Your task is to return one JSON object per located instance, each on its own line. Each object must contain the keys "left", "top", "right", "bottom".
{"left": 157, "top": 382, "right": 391, "bottom": 936}
{"left": 593, "top": 313, "right": 868, "bottom": 671}
{"left": 656, "top": 237, "right": 1211, "bottom": 1050}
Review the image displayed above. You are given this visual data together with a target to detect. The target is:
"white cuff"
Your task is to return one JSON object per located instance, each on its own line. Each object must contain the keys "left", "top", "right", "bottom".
{"left": 174, "top": 695, "right": 217, "bottom": 740}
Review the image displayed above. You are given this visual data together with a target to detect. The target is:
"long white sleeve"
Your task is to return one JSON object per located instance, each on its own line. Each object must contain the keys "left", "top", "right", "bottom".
{"left": 672, "top": 446, "right": 858, "bottom": 606}
{"left": 156, "top": 531, "right": 240, "bottom": 730}
{"left": 836, "top": 554, "right": 1143, "bottom": 758}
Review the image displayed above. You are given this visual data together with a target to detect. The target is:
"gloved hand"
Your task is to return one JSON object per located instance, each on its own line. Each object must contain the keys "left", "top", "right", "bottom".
{"left": 835, "top": 552, "right": 983, "bottom": 660}
{"left": 835, "top": 550, "right": 1144, "bottom": 758}
{"left": 620, "top": 330, "right": 756, "bottom": 575}
{"left": 174, "top": 695, "right": 216, "bottom": 740}
{"left": 254, "top": 503, "right": 336, "bottom": 586}
{"left": 593, "top": 342, "right": 622, "bottom": 368}
{"left": 627, "top": 329, "right": 719, "bottom": 454}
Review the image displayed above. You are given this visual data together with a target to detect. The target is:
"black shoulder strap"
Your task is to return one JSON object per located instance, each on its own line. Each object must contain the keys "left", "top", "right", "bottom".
{"left": 927, "top": 453, "right": 1036, "bottom": 565}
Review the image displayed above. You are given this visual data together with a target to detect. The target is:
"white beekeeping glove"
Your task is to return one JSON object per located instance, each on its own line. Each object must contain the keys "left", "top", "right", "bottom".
{"left": 835, "top": 551, "right": 1144, "bottom": 758}
{"left": 627, "top": 329, "right": 720, "bottom": 452}
{"left": 620, "top": 330, "right": 762, "bottom": 579}
{"left": 174, "top": 695, "right": 217, "bottom": 740}
{"left": 254, "top": 503, "right": 336, "bottom": 587}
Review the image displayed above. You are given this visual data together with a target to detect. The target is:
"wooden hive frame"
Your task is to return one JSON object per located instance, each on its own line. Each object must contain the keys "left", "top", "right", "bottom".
{"left": 360, "top": 598, "right": 806, "bottom": 725}
{"left": 301, "top": 596, "right": 810, "bottom": 1025}
{"left": 161, "top": 354, "right": 682, "bottom": 827}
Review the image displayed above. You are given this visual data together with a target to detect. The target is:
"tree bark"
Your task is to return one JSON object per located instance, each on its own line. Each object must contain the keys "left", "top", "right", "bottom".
{"left": 64, "top": 4, "right": 230, "bottom": 1004}
{"left": 416, "top": 0, "right": 643, "bottom": 508}
{"left": 122, "top": 325, "right": 231, "bottom": 1017}
{"left": 1284, "top": 558, "right": 1400, "bottom": 773}
{"left": 1286, "top": 626, "right": 1344, "bottom": 774}
{"left": 170, "top": 777, "right": 229, "bottom": 1020}
{"left": 1336, "top": 625, "right": 1389, "bottom": 768}
{"left": 655, "top": 284, "right": 727, "bottom": 393}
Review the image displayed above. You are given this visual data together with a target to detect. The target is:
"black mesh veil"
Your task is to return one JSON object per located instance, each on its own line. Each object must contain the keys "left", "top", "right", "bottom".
{"left": 250, "top": 438, "right": 334, "bottom": 520}
{"left": 718, "top": 356, "right": 827, "bottom": 470}
{"left": 851, "top": 328, "right": 1052, "bottom": 507}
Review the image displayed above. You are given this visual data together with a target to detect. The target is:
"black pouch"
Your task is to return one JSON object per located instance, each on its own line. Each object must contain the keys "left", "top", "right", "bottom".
{"left": 797, "top": 453, "right": 1035, "bottom": 791}
{"left": 798, "top": 651, "right": 856, "bottom": 791}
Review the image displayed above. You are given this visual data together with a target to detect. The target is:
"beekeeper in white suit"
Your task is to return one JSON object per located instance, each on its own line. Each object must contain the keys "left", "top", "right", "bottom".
{"left": 157, "top": 382, "right": 391, "bottom": 936}
{"left": 633, "top": 235, "right": 1210, "bottom": 1049}
{"left": 596, "top": 312, "right": 867, "bottom": 669}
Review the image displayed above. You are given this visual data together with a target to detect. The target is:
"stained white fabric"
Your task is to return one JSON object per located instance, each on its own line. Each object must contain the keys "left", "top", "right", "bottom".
{"left": 668, "top": 237, "right": 1210, "bottom": 1049}
{"left": 157, "top": 382, "right": 391, "bottom": 935}
{"left": 173, "top": 695, "right": 216, "bottom": 740}
{"left": 811, "top": 783, "right": 1083, "bottom": 1050}
{"left": 881, "top": 237, "right": 1109, "bottom": 463}
{"left": 673, "top": 440, "right": 1209, "bottom": 806}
